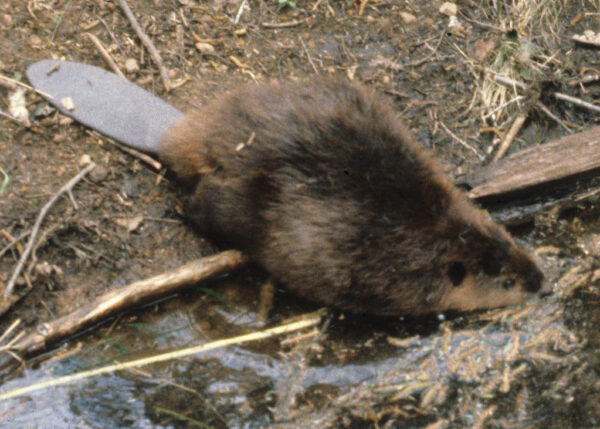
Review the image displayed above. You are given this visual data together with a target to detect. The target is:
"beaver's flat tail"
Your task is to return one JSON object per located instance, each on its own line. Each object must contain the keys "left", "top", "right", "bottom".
{"left": 26, "top": 59, "right": 183, "bottom": 154}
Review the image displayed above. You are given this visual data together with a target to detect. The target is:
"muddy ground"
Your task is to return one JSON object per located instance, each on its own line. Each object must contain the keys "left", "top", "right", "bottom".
{"left": 1, "top": 0, "right": 600, "bottom": 427}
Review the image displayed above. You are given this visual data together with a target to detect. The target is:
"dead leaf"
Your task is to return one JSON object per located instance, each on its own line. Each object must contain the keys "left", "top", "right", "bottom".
{"left": 8, "top": 88, "right": 30, "bottom": 125}
{"left": 115, "top": 215, "right": 144, "bottom": 232}
{"left": 573, "top": 30, "right": 600, "bottom": 47}
{"left": 474, "top": 38, "right": 496, "bottom": 62}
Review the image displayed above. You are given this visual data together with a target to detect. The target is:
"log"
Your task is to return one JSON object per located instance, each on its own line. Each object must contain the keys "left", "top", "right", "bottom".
{"left": 466, "top": 126, "right": 600, "bottom": 200}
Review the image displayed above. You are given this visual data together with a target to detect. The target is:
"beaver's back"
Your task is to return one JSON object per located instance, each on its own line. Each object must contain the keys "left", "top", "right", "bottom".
{"left": 160, "top": 79, "right": 544, "bottom": 316}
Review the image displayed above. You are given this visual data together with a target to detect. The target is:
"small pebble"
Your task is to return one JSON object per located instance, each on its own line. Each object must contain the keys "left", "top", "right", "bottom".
{"left": 61, "top": 96, "right": 75, "bottom": 111}
{"left": 29, "top": 34, "right": 42, "bottom": 47}
{"left": 125, "top": 58, "right": 139, "bottom": 73}
{"left": 2, "top": 14, "right": 12, "bottom": 27}
{"left": 79, "top": 154, "right": 92, "bottom": 167}
{"left": 439, "top": 2, "right": 458, "bottom": 16}
{"left": 58, "top": 116, "right": 74, "bottom": 126}
{"left": 195, "top": 42, "right": 215, "bottom": 53}
{"left": 399, "top": 12, "right": 417, "bottom": 25}
{"left": 89, "top": 165, "right": 109, "bottom": 183}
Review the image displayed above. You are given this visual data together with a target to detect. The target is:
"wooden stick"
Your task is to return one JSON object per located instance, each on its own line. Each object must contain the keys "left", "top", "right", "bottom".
{"left": 4, "top": 163, "right": 96, "bottom": 299}
{"left": 116, "top": 0, "right": 171, "bottom": 91}
{"left": 0, "top": 75, "right": 52, "bottom": 99}
{"left": 554, "top": 92, "right": 600, "bottom": 114}
{"left": 298, "top": 35, "right": 319, "bottom": 75}
{"left": 535, "top": 101, "right": 572, "bottom": 134}
{"left": 233, "top": 0, "right": 248, "bottom": 24}
{"left": 439, "top": 121, "right": 484, "bottom": 160}
{"left": 103, "top": 138, "right": 162, "bottom": 170}
{"left": 8, "top": 250, "right": 248, "bottom": 359}
{"left": 493, "top": 75, "right": 526, "bottom": 91}
{"left": 494, "top": 112, "right": 528, "bottom": 161}
{"left": 568, "top": 72, "right": 600, "bottom": 86}
{"left": 0, "top": 319, "right": 21, "bottom": 346}
{"left": 261, "top": 19, "right": 304, "bottom": 28}
{"left": 0, "top": 230, "right": 29, "bottom": 259}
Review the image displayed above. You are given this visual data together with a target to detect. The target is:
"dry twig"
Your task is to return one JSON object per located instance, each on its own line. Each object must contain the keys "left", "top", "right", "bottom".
{"left": 0, "top": 230, "right": 30, "bottom": 259}
{"left": 535, "top": 101, "right": 573, "bottom": 134}
{"left": 554, "top": 92, "right": 600, "bottom": 114}
{"left": 493, "top": 75, "right": 526, "bottom": 91}
{"left": 116, "top": 0, "right": 171, "bottom": 91}
{"left": 261, "top": 19, "right": 304, "bottom": 28}
{"left": 85, "top": 32, "right": 126, "bottom": 79}
{"left": 298, "top": 36, "right": 319, "bottom": 75}
{"left": 495, "top": 75, "right": 600, "bottom": 116}
{"left": 0, "top": 74, "right": 52, "bottom": 99}
{"left": 4, "top": 163, "right": 96, "bottom": 299}
{"left": 234, "top": 0, "right": 248, "bottom": 24}
{"left": 439, "top": 121, "right": 484, "bottom": 160}
{"left": 0, "top": 319, "right": 21, "bottom": 346}
{"left": 103, "top": 138, "right": 162, "bottom": 170}
{"left": 0, "top": 311, "right": 321, "bottom": 401}
{"left": 494, "top": 112, "right": 528, "bottom": 161}
{"left": 358, "top": 0, "right": 370, "bottom": 15}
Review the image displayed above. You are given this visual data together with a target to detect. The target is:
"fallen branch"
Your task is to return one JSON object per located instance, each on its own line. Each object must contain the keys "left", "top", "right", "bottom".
{"left": 487, "top": 75, "right": 595, "bottom": 161}
{"left": 358, "top": 0, "right": 370, "bottom": 15}
{"left": 7, "top": 250, "right": 248, "bottom": 359}
{"left": 4, "top": 163, "right": 96, "bottom": 299}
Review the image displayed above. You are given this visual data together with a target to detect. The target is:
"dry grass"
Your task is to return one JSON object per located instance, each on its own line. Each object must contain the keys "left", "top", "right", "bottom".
{"left": 479, "top": 0, "right": 565, "bottom": 125}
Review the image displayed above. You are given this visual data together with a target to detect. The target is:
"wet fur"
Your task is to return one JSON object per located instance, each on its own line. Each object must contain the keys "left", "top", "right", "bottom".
{"left": 160, "top": 79, "right": 543, "bottom": 316}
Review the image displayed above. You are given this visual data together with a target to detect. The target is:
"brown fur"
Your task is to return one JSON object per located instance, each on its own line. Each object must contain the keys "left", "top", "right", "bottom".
{"left": 159, "top": 79, "right": 544, "bottom": 316}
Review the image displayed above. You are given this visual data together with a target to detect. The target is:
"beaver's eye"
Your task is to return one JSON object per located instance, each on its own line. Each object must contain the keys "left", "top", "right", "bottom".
{"left": 448, "top": 262, "right": 466, "bottom": 286}
{"left": 503, "top": 279, "right": 515, "bottom": 289}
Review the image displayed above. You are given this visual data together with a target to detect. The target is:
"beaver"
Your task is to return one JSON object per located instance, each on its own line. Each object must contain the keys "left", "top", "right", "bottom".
{"left": 158, "top": 79, "right": 544, "bottom": 316}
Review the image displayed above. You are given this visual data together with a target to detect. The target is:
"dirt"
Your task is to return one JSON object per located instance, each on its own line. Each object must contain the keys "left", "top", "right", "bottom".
{"left": 1, "top": 0, "right": 600, "bottom": 427}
